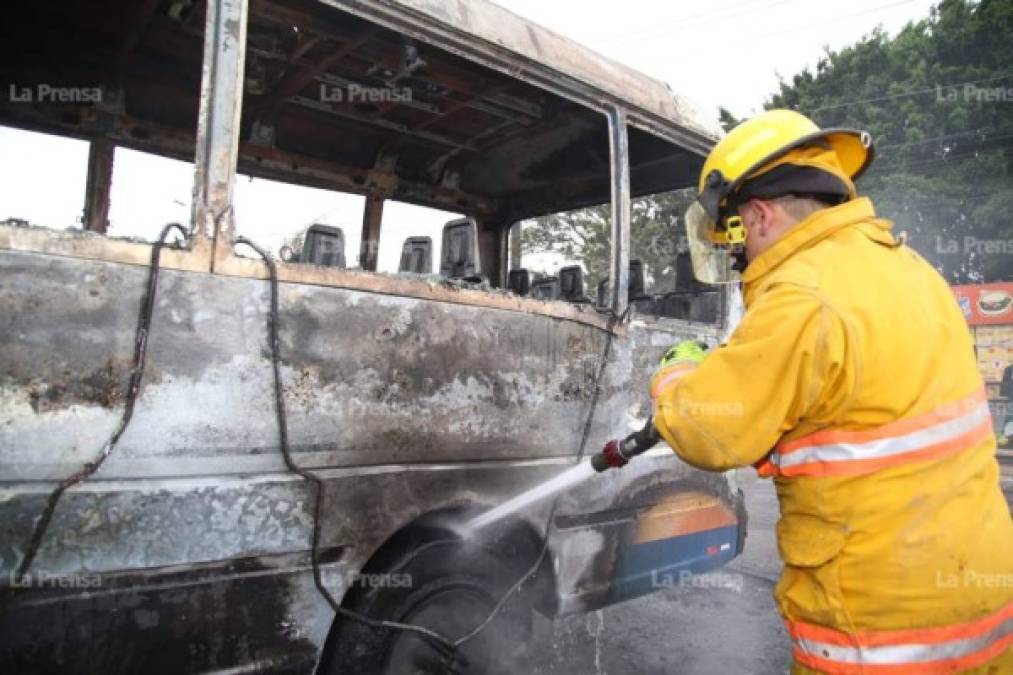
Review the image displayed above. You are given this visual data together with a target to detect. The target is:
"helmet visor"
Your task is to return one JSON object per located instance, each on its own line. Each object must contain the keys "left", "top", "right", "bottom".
{"left": 684, "top": 200, "right": 741, "bottom": 284}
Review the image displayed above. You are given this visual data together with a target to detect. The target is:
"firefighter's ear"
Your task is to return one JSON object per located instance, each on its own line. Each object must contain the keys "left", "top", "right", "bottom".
{"left": 739, "top": 199, "right": 773, "bottom": 237}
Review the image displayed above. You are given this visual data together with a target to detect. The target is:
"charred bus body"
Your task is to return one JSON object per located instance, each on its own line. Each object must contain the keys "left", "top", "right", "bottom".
{"left": 0, "top": 1, "right": 746, "bottom": 672}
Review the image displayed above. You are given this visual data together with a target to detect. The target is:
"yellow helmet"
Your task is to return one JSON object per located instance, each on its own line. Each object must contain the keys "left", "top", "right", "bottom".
{"left": 685, "top": 109, "right": 874, "bottom": 284}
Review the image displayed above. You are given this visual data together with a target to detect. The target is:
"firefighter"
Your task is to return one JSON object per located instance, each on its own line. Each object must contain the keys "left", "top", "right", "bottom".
{"left": 652, "top": 110, "right": 1012, "bottom": 673}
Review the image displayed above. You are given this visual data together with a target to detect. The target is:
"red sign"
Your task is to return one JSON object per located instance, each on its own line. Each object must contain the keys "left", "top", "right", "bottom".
{"left": 952, "top": 282, "right": 1013, "bottom": 325}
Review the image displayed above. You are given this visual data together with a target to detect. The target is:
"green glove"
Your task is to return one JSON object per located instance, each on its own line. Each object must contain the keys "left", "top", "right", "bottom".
{"left": 659, "top": 340, "right": 708, "bottom": 369}
{"left": 650, "top": 340, "right": 708, "bottom": 400}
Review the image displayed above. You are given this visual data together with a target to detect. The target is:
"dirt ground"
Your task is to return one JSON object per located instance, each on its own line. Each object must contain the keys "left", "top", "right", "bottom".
{"left": 531, "top": 470, "right": 791, "bottom": 675}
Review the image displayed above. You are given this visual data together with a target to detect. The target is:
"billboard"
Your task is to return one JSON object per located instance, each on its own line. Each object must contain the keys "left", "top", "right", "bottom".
{"left": 973, "top": 324, "right": 1013, "bottom": 386}
{"left": 952, "top": 282, "right": 1013, "bottom": 326}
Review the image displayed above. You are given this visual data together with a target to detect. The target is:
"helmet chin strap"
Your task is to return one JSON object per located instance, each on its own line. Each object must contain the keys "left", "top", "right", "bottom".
{"left": 732, "top": 247, "right": 749, "bottom": 273}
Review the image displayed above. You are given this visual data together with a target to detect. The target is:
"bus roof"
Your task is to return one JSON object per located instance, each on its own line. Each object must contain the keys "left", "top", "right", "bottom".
{"left": 1, "top": 0, "right": 719, "bottom": 223}
{"left": 344, "top": 0, "right": 723, "bottom": 144}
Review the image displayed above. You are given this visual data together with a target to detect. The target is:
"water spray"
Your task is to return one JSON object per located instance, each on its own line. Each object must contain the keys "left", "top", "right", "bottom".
{"left": 465, "top": 417, "right": 661, "bottom": 534}
{"left": 466, "top": 462, "right": 597, "bottom": 533}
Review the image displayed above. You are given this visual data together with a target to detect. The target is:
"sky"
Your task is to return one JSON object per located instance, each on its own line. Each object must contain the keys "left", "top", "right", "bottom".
{"left": 0, "top": 0, "right": 937, "bottom": 273}
{"left": 497, "top": 0, "right": 937, "bottom": 119}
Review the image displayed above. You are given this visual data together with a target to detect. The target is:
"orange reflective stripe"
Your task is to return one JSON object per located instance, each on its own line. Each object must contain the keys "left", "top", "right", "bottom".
{"left": 787, "top": 601, "right": 1013, "bottom": 673}
{"left": 791, "top": 602, "right": 1013, "bottom": 647}
{"left": 777, "top": 419, "right": 992, "bottom": 477}
{"left": 777, "top": 388, "right": 987, "bottom": 456}
{"left": 754, "top": 456, "right": 776, "bottom": 478}
{"left": 649, "top": 362, "right": 696, "bottom": 400}
{"left": 793, "top": 640, "right": 1011, "bottom": 675}
{"left": 761, "top": 389, "right": 992, "bottom": 477}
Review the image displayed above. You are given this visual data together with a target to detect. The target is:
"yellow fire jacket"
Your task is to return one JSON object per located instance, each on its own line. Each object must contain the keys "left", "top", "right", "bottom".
{"left": 654, "top": 198, "right": 1012, "bottom": 674}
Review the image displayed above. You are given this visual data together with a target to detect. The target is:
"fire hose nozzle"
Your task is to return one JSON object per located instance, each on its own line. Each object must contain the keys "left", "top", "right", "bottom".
{"left": 590, "top": 448, "right": 619, "bottom": 472}
{"left": 591, "top": 417, "right": 661, "bottom": 472}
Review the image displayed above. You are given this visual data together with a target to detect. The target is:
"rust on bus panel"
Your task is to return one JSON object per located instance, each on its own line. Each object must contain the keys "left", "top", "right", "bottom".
{"left": 0, "top": 0, "right": 739, "bottom": 669}
{"left": 24, "top": 359, "right": 131, "bottom": 413}
{"left": 0, "top": 248, "right": 620, "bottom": 566}
{"left": 0, "top": 244, "right": 653, "bottom": 670}
{"left": 1, "top": 253, "right": 606, "bottom": 417}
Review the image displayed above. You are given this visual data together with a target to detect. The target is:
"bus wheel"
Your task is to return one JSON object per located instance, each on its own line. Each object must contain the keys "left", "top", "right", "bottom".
{"left": 319, "top": 539, "right": 533, "bottom": 674}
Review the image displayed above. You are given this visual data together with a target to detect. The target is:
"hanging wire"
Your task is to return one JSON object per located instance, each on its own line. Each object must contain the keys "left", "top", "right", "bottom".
{"left": 452, "top": 305, "right": 628, "bottom": 651}
{"left": 15, "top": 222, "right": 189, "bottom": 583}
{"left": 235, "top": 234, "right": 630, "bottom": 664}
{"left": 233, "top": 237, "right": 458, "bottom": 653}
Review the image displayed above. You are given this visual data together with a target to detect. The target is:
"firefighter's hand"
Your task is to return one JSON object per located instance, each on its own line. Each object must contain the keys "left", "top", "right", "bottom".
{"left": 661, "top": 340, "right": 708, "bottom": 367}
{"left": 649, "top": 340, "right": 708, "bottom": 400}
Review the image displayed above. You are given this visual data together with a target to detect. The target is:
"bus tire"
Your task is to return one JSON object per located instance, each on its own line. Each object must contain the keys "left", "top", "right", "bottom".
{"left": 319, "top": 538, "right": 534, "bottom": 674}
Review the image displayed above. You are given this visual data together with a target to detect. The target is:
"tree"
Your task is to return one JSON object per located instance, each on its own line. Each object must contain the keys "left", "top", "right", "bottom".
{"left": 521, "top": 0, "right": 1012, "bottom": 289}
{"left": 520, "top": 205, "right": 611, "bottom": 293}
{"left": 520, "top": 187, "right": 699, "bottom": 297}
{"left": 767, "top": 0, "right": 1013, "bottom": 282}
{"left": 718, "top": 107, "right": 742, "bottom": 133}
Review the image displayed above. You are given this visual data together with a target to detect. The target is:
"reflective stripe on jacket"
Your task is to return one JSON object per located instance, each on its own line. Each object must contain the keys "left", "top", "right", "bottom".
{"left": 789, "top": 602, "right": 1012, "bottom": 673}
{"left": 653, "top": 198, "right": 1013, "bottom": 673}
{"left": 755, "top": 388, "right": 993, "bottom": 478}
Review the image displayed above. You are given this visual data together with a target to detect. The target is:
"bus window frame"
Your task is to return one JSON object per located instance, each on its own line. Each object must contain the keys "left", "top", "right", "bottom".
{"left": 195, "top": 0, "right": 631, "bottom": 329}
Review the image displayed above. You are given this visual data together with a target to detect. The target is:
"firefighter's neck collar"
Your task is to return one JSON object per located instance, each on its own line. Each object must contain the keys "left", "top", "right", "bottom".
{"left": 740, "top": 197, "right": 881, "bottom": 284}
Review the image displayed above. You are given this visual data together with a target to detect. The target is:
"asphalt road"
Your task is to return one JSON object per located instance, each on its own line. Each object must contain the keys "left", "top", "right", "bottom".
{"left": 532, "top": 471, "right": 791, "bottom": 675}
{"left": 529, "top": 459, "right": 1013, "bottom": 675}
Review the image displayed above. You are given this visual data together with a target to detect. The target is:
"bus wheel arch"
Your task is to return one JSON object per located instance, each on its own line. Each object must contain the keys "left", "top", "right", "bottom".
{"left": 316, "top": 508, "right": 555, "bottom": 674}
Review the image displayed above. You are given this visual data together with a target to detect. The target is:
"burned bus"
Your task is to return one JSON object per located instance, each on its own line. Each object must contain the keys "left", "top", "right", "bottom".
{"left": 0, "top": 0, "right": 746, "bottom": 672}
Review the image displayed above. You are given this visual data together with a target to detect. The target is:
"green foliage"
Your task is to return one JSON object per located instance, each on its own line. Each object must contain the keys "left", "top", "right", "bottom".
{"left": 629, "top": 189, "right": 698, "bottom": 292}
{"left": 520, "top": 0, "right": 1012, "bottom": 288}
{"left": 768, "top": 0, "right": 1013, "bottom": 282}
{"left": 520, "top": 205, "right": 611, "bottom": 293}
{"left": 520, "top": 188, "right": 698, "bottom": 296}
{"left": 718, "top": 107, "right": 742, "bottom": 133}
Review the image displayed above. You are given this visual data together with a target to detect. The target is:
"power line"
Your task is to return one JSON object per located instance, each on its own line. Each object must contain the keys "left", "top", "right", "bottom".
{"left": 627, "top": 0, "right": 926, "bottom": 75}
{"left": 879, "top": 134, "right": 1013, "bottom": 160}
{"left": 877, "top": 127, "right": 1013, "bottom": 151}
{"left": 594, "top": 0, "right": 767, "bottom": 43}
{"left": 599, "top": 0, "right": 796, "bottom": 48}
{"left": 807, "top": 71, "right": 1013, "bottom": 114}
{"left": 876, "top": 149, "right": 1006, "bottom": 171}
{"left": 864, "top": 149, "right": 1013, "bottom": 180}
{"left": 871, "top": 142, "right": 1013, "bottom": 172}
{"left": 752, "top": 0, "right": 920, "bottom": 40}
{"left": 864, "top": 187, "right": 1013, "bottom": 206}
